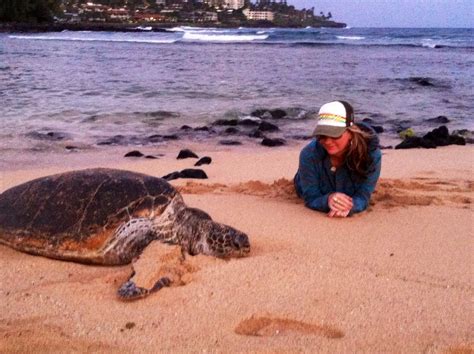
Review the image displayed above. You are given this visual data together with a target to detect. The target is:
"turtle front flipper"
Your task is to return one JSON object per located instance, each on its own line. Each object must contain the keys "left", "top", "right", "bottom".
{"left": 117, "top": 277, "right": 171, "bottom": 301}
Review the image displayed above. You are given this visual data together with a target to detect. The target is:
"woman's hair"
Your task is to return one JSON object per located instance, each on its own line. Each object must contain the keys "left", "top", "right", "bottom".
{"left": 345, "top": 125, "right": 374, "bottom": 179}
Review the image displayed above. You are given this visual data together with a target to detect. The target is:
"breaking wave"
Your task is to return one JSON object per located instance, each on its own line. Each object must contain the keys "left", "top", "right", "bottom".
{"left": 8, "top": 35, "right": 177, "bottom": 44}
{"left": 181, "top": 32, "right": 268, "bottom": 42}
{"left": 336, "top": 35, "right": 365, "bottom": 40}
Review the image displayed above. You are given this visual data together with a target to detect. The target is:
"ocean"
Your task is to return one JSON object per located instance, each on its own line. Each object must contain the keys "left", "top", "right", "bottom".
{"left": 1, "top": 27, "right": 473, "bottom": 154}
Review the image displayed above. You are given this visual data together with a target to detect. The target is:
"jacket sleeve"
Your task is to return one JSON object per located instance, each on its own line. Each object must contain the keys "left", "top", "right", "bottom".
{"left": 351, "top": 148, "right": 382, "bottom": 214}
{"left": 296, "top": 144, "right": 330, "bottom": 212}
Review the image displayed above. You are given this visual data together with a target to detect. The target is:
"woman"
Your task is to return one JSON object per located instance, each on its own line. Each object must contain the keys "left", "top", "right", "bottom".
{"left": 294, "top": 100, "right": 382, "bottom": 217}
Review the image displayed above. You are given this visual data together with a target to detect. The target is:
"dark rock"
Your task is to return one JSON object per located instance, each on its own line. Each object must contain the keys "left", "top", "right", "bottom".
{"left": 409, "top": 77, "right": 435, "bottom": 87}
{"left": 97, "top": 135, "right": 126, "bottom": 146}
{"left": 291, "top": 134, "right": 312, "bottom": 140}
{"left": 425, "top": 116, "right": 450, "bottom": 124}
{"left": 452, "top": 129, "right": 470, "bottom": 136}
{"left": 238, "top": 118, "right": 260, "bottom": 126}
{"left": 194, "top": 126, "right": 210, "bottom": 132}
{"left": 249, "top": 130, "right": 265, "bottom": 138}
{"left": 396, "top": 125, "right": 467, "bottom": 149}
{"left": 284, "top": 107, "right": 312, "bottom": 120}
{"left": 219, "top": 140, "right": 242, "bottom": 146}
{"left": 47, "top": 132, "right": 66, "bottom": 140}
{"left": 453, "top": 130, "right": 473, "bottom": 144}
{"left": 148, "top": 134, "right": 162, "bottom": 143}
{"left": 65, "top": 145, "right": 79, "bottom": 151}
{"left": 145, "top": 155, "right": 159, "bottom": 159}
{"left": 162, "top": 134, "right": 179, "bottom": 140}
{"left": 124, "top": 150, "right": 144, "bottom": 157}
{"left": 371, "top": 125, "right": 384, "bottom": 133}
{"left": 224, "top": 127, "right": 239, "bottom": 134}
{"left": 423, "top": 126, "right": 450, "bottom": 146}
{"left": 213, "top": 119, "right": 239, "bottom": 126}
{"left": 258, "top": 121, "right": 279, "bottom": 132}
{"left": 448, "top": 135, "right": 466, "bottom": 145}
{"left": 261, "top": 138, "right": 286, "bottom": 147}
{"left": 250, "top": 109, "right": 268, "bottom": 118}
{"left": 362, "top": 118, "right": 375, "bottom": 124}
{"left": 180, "top": 125, "right": 193, "bottom": 131}
{"left": 395, "top": 137, "right": 437, "bottom": 149}
{"left": 177, "top": 149, "right": 198, "bottom": 159}
{"left": 162, "top": 169, "right": 208, "bottom": 181}
{"left": 270, "top": 109, "right": 287, "bottom": 119}
{"left": 180, "top": 169, "right": 208, "bottom": 179}
{"left": 161, "top": 171, "right": 182, "bottom": 181}
{"left": 195, "top": 156, "right": 212, "bottom": 166}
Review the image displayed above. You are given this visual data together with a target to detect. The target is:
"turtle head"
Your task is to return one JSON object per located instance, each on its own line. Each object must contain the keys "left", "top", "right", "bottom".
{"left": 199, "top": 221, "right": 250, "bottom": 258}
{"left": 173, "top": 207, "right": 250, "bottom": 258}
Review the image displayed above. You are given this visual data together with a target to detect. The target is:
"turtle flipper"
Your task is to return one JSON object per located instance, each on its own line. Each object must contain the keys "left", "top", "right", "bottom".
{"left": 117, "top": 277, "right": 171, "bottom": 301}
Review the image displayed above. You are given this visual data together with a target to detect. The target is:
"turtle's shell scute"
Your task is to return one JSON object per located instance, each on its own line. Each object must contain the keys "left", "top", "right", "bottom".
{"left": 0, "top": 168, "right": 176, "bottom": 241}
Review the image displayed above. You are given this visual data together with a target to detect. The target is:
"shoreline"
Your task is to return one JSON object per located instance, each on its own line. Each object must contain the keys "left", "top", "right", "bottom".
{"left": 0, "top": 21, "right": 346, "bottom": 33}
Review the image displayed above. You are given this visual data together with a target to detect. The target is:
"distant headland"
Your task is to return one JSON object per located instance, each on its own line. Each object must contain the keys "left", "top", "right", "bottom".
{"left": 0, "top": 0, "right": 346, "bottom": 32}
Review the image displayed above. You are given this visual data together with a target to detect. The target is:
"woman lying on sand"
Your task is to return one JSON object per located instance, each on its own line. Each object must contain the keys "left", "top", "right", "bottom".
{"left": 294, "top": 100, "right": 382, "bottom": 217}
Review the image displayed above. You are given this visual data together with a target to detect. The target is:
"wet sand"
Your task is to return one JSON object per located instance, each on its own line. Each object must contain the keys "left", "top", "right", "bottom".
{"left": 0, "top": 144, "right": 472, "bottom": 353}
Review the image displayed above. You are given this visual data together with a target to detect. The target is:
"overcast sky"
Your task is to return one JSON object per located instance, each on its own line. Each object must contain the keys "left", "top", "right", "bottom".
{"left": 291, "top": 0, "right": 474, "bottom": 28}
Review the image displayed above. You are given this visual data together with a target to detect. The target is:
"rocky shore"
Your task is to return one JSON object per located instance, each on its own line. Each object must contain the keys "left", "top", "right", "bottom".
{"left": 0, "top": 20, "right": 345, "bottom": 33}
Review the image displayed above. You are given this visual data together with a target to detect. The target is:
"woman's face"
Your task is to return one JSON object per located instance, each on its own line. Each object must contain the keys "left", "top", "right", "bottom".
{"left": 318, "top": 131, "right": 352, "bottom": 157}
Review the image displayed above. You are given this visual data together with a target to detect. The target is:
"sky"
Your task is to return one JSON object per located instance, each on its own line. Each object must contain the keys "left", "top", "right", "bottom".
{"left": 292, "top": 0, "right": 474, "bottom": 28}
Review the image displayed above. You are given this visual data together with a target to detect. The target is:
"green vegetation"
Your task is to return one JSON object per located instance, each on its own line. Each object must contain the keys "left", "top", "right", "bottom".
{"left": 0, "top": 0, "right": 61, "bottom": 22}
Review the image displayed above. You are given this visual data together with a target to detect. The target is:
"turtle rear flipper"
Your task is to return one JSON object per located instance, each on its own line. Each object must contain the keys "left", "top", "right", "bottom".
{"left": 117, "top": 277, "right": 171, "bottom": 301}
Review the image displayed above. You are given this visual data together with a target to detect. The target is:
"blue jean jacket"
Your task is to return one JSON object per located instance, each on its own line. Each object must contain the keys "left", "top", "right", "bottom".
{"left": 294, "top": 125, "right": 382, "bottom": 214}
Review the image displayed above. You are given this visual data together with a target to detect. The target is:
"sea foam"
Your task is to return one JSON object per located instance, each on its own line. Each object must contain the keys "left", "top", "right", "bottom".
{"left": 181, "top": 32, "right": 268, "bottom": 42}
{"left": 336, "top": 35, "right": 365, "bottom": 40}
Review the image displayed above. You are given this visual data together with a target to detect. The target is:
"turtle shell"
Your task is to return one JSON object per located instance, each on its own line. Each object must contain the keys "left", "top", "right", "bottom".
{"left": 0, "top": 168, "right": 177, "bottom": 263}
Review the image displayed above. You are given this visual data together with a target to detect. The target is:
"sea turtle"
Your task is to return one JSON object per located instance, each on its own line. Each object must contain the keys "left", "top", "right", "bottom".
{"left": 0, "top": 168, "right": 250, "bottom": 300}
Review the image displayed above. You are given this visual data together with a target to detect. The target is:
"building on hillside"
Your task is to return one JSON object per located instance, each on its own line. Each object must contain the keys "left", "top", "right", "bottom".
{"left": 198, "top": 11, "right": 218, "bottom": 22}
{"left": 133, "top": 12, "right": 168, "bottom": 22}
{"left": 107, "top": 8, "right": 130, "bottom": 21}
{"left": 222, "top": 0, "right": 244, "bottom": 10}
{"left": 203, "top": 0, "right": 217, "bottom": 8}
{"left": 82, "top": 2, "right": 107, "bottom": 12}
{"left": 242, "top": 8, "right": 274, "bottom": 21}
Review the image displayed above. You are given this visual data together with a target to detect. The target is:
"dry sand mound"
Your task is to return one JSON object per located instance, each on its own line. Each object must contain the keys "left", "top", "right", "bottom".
{"left": 178, "top": 177, "right": 473, "bottom": 210}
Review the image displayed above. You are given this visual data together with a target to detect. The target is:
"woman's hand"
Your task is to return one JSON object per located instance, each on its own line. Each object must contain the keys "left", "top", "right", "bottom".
{"left": 328, "top": 193, "right": 353, "bottom": 218}
{"left": 328, "top": 209, "right": 350, "bottom": 218}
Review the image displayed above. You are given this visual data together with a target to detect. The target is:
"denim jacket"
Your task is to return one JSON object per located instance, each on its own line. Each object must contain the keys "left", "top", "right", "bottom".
{"left": 294, "top": 123, "right": 382, "bottom": 214}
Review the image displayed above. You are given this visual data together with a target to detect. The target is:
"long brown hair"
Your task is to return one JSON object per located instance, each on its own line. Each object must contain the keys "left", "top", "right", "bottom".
{"left": 345, "top": 125, "right": 374, "bottom": 179}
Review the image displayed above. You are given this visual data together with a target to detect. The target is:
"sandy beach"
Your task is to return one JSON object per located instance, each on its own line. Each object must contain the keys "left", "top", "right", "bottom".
{"left": 0, "top": 143, "right": 472, "bottom": 353}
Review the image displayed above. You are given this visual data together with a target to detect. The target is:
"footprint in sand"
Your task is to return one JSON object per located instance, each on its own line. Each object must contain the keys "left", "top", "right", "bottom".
{"left": 234, "top": 315, "right": 344, "bottom": 338}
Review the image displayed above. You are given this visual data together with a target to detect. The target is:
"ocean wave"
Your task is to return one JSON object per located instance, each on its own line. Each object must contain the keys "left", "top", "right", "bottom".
{"left": 9, "top": 35, "right": 177, "bottom": 44}
{"left": 336, "top": 35, "right": 365, "bottom": 40}
{"left": 168, "top": 27, "right": 186, "bottom": 32}
{"left": 181, "top": 32, "right": 268, "bottom": 42}
{"left": 281, "top": 41, "right": 473, "bottom": 49}
{"left": 169, "top": 26, "right": 215, "bottom": 32}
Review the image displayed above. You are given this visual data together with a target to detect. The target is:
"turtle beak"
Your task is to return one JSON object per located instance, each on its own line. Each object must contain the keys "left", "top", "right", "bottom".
{"left": 232, "top": 233, "right": 250, "bottom": 257}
